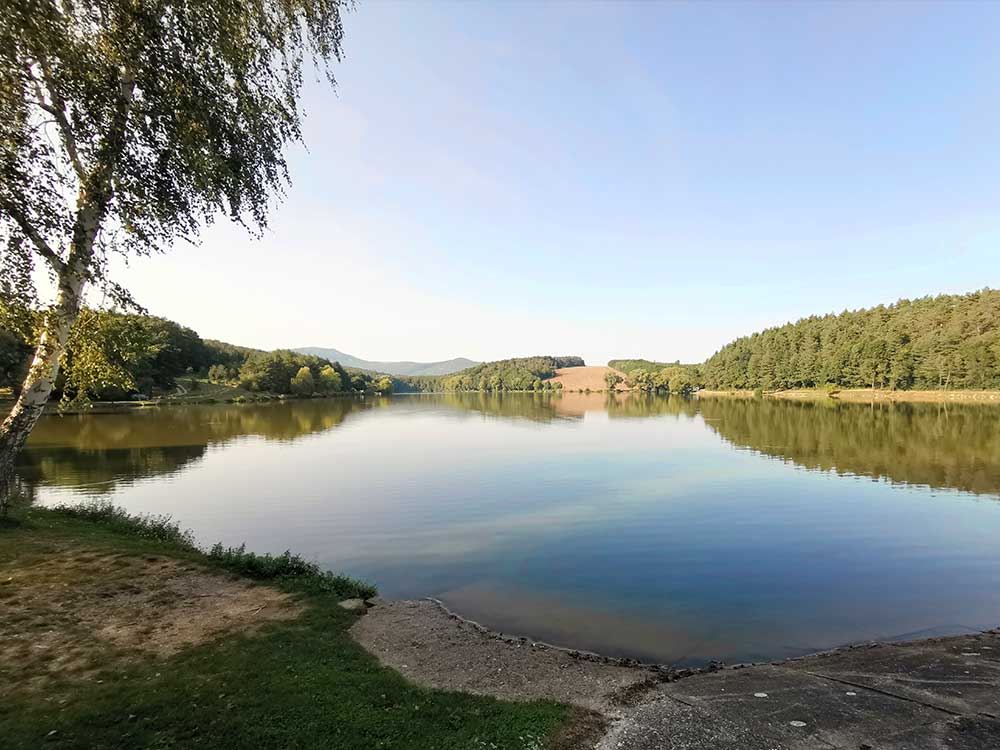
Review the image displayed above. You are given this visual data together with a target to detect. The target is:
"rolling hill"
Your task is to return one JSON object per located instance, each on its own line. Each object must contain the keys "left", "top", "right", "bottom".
{"left": 292, "top": 347, "right": 478, "bottom": 377}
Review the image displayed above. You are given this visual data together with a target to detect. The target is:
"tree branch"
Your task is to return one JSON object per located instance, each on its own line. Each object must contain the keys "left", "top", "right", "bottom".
{"left": 0, "top": 197, "right": 66, "bottom": 274}
{"left": 27, "top": 61, "right": 86, "bottom": 182}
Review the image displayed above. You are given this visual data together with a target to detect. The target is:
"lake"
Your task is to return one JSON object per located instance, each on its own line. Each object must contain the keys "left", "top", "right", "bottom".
{"left": 16, "top": 392, "right": 1000, "bottom": 666}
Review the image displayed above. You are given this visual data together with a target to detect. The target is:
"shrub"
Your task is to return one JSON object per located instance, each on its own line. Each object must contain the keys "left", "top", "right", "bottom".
{"left": 207, "top": 543, "right": 376, "bottom": 599}
{"left": 50, "top": 501, "right": 196, "bottom": 548}
{"left": 318, "top": 366, "right": 343, "bottom": 393}
{"left": 290, "top": 366, "right": 315, "bottom": 395}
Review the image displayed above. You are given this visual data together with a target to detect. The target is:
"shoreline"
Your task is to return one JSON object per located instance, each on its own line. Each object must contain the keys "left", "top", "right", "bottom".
{"left": 9, "top": 386, "right": 1000, "bottom": 416}
{"left": 356, "top": 597, "right": 1000, "bottom": 749}
{"left": 419, "top": 595, "right": 996, "bottom": 680}
{"left": 697, "top": 387, "right": 1000, "bottom": 404}
{"left": 0, "top": 390, "right": 370, "bottom": 415}
{"left": 6, "top": 505, "right": 999, "bottom": 749}
{"left": 423, "top": 597, "right": 714, "bottom": 678}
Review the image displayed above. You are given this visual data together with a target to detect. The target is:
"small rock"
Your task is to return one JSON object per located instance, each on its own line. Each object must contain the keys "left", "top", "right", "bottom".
{"left": 338, "top": 598, "right": 367, "bottom": 611}
{"left": 789, "top": 721, "right": 807, "bottom": 728}
{"left": 754, "top": 692, "right": 768, "bottom": 698}
{"left": 846, "top": 691, "right": 857, "bottom": 696}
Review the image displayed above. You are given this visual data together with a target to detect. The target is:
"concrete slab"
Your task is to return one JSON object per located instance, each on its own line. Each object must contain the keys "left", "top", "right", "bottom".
{"left": 658, "top": 665, "right": 949, "bottom": 750}
{"left": 595, "top": 631, "right": 1000, "bottom": 750}
{"left": 786, "top": 632, "right": 1000, "bottom": 716}
{"left": 874, "top": 715, "right": 1000, "bottom": 750}
{"left": 598, "top": 694, "right": 792, "bottom": 750}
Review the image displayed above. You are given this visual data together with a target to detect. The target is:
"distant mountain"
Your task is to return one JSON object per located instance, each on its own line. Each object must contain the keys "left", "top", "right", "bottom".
{"left": 292, "top": 347, "right": 478, "bottom": 377}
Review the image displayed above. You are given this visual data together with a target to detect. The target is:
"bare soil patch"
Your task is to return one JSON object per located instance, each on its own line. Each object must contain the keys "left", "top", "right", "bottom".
{"left": 0, "top": 540, "right": 301, "bottom": 693}
{"left": 551, "top": 366, "right": 629, "bottom": 392}
{"left": 351, "top": 599, "right": 655, "bottom": 716}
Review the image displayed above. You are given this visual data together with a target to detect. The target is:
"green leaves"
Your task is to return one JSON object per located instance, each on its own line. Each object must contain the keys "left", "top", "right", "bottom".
{"left": 438, "top": 356, "right": 583, "bottom": 392}
{"left": 60, "top": 309, "right": 142, "bottom": 404}
{"left": 701, "top": 289, "right": 1000, "bottom": 391}
{"left": 289, "top": 365, "right": 315, "bottom": 395}
{"left": 2, "top": 0, "right": 349, "bottom": 294}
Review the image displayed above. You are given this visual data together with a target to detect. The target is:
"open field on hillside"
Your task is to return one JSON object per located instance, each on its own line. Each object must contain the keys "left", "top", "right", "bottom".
{"left": 551, "top": 366, "right": 629, "bottom": 392}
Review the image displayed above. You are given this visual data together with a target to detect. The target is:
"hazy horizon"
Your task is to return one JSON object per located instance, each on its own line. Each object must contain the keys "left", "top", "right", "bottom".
{"left": 92, "top": 1, "right": 998, "bottom": 365}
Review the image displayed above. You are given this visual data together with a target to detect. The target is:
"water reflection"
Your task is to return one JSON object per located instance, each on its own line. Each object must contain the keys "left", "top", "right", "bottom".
{"left": 698, "top": 397, "right": 1000, "bottom": 496}
{"left": 18, "top": 393, "right": 1000, "bottom": 498}
{"left": 18, "top": 398, "right": 380, "bottom": 494}
{"left": 16, "top": 392, "right": 1000, "bottom": 664}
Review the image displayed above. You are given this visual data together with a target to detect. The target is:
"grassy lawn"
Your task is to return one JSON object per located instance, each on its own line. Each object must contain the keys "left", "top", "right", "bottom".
{"left": 0, "top": 508, "right": 575, "bottom": 750}
{"left": 167, "top": 376, "right": 258, "bottom": 402}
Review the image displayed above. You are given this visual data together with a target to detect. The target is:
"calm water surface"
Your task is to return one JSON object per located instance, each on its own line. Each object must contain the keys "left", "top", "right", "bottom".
{"left": 17, "top": 393, "right": 1000, "bottom": 665}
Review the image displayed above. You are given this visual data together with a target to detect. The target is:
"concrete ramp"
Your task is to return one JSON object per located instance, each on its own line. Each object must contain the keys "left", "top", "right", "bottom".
{"left": 601, "top": 631, "right": 1000, "bottom": 750}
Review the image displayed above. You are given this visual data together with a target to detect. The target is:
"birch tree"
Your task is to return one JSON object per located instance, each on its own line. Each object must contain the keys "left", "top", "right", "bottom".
{"left": 0, "top": 0, "right": 348, "bottom": 497}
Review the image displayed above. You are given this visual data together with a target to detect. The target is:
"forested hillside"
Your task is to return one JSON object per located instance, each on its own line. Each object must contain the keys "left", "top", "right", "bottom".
{"left": 607, "top": 359, "right": 687, "bottom": 373}
{"left": 0, "top": 312, "right": 390, "bottom": 400}
{"left": 440, "top": 356, "right": 583, "bottom": 391}
{"left": 701, "top": 289, "right": 1000, "bottom": 391}
{"left": 399, "top": 356, "right": 584, "bottom": 393}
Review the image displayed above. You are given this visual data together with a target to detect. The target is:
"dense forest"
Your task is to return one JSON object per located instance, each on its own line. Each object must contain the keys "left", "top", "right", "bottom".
{"left": 700, "top": 289, "right": 1000, "bottom": 391}
{"left": 398, "top": 356, "right": 583, "bottom": 393}
{"left": 0, "top": 311, "right": 391, "bottom": 400}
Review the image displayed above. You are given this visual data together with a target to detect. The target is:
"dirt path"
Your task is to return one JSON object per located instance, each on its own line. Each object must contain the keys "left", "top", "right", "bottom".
{"left": 551, "top": 366, "right": 629, "bottom": 392}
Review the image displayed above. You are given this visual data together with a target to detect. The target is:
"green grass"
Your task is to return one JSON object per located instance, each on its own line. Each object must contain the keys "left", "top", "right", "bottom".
{"left": 51, "top": 500, "right": 376, "bottom": 598}
{"left": 205, "top": 542, "right": 377, "bottom": 599}
{"left": 49, "top": 501, "right": 199, "bottom": 549}
{"left": 0, "top": 508, "right": 573, "bottom": 750}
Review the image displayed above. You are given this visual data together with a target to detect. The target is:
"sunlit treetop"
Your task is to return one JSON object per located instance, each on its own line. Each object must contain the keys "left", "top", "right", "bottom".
{"left": 0, "top": 0, "right": 349, "bottom": 308}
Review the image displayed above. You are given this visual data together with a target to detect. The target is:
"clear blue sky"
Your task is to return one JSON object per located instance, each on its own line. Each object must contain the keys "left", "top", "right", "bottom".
{"left": 115, "top": 1, "right": 1000, "bottom": 365}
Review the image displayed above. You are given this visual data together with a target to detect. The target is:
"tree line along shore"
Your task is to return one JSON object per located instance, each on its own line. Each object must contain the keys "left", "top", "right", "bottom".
{"left": 2, "top": 289, "right": 998, "bottom": 407}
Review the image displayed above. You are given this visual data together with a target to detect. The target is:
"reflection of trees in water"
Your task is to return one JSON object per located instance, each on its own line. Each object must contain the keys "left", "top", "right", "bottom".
{"left": 437, "top": 391, "right": 699, "bottom": 421}
{"left": 697, "top": 398, "right": 1000, "bottom": 496}
{"left": 18, "top": 398, "right": 380, "bottom": 494}
{"left": 435, "top": 392, "right": 564, "bottom": 423}
{"left": 28, "top": 398, "right": 378, "bottom": 449}
{"left": 443, "top": 393, "right": 1000, "bottom": 496}
{"left": 16, "top": 445, "right": 208, "bottom": 496}
{"left": 18, "top": 394, "right": 1000, "bottom": 501}
{"left": 604, "top": 393, "right": 699, "bottom": 419}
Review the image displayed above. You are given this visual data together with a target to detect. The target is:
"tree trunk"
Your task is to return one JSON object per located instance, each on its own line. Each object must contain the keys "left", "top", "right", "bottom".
{"left": 0, "top": 257, "right": 89, "bottom": 503}
{"left": 0, "top": 70, "right": 133, "bottom": 507}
